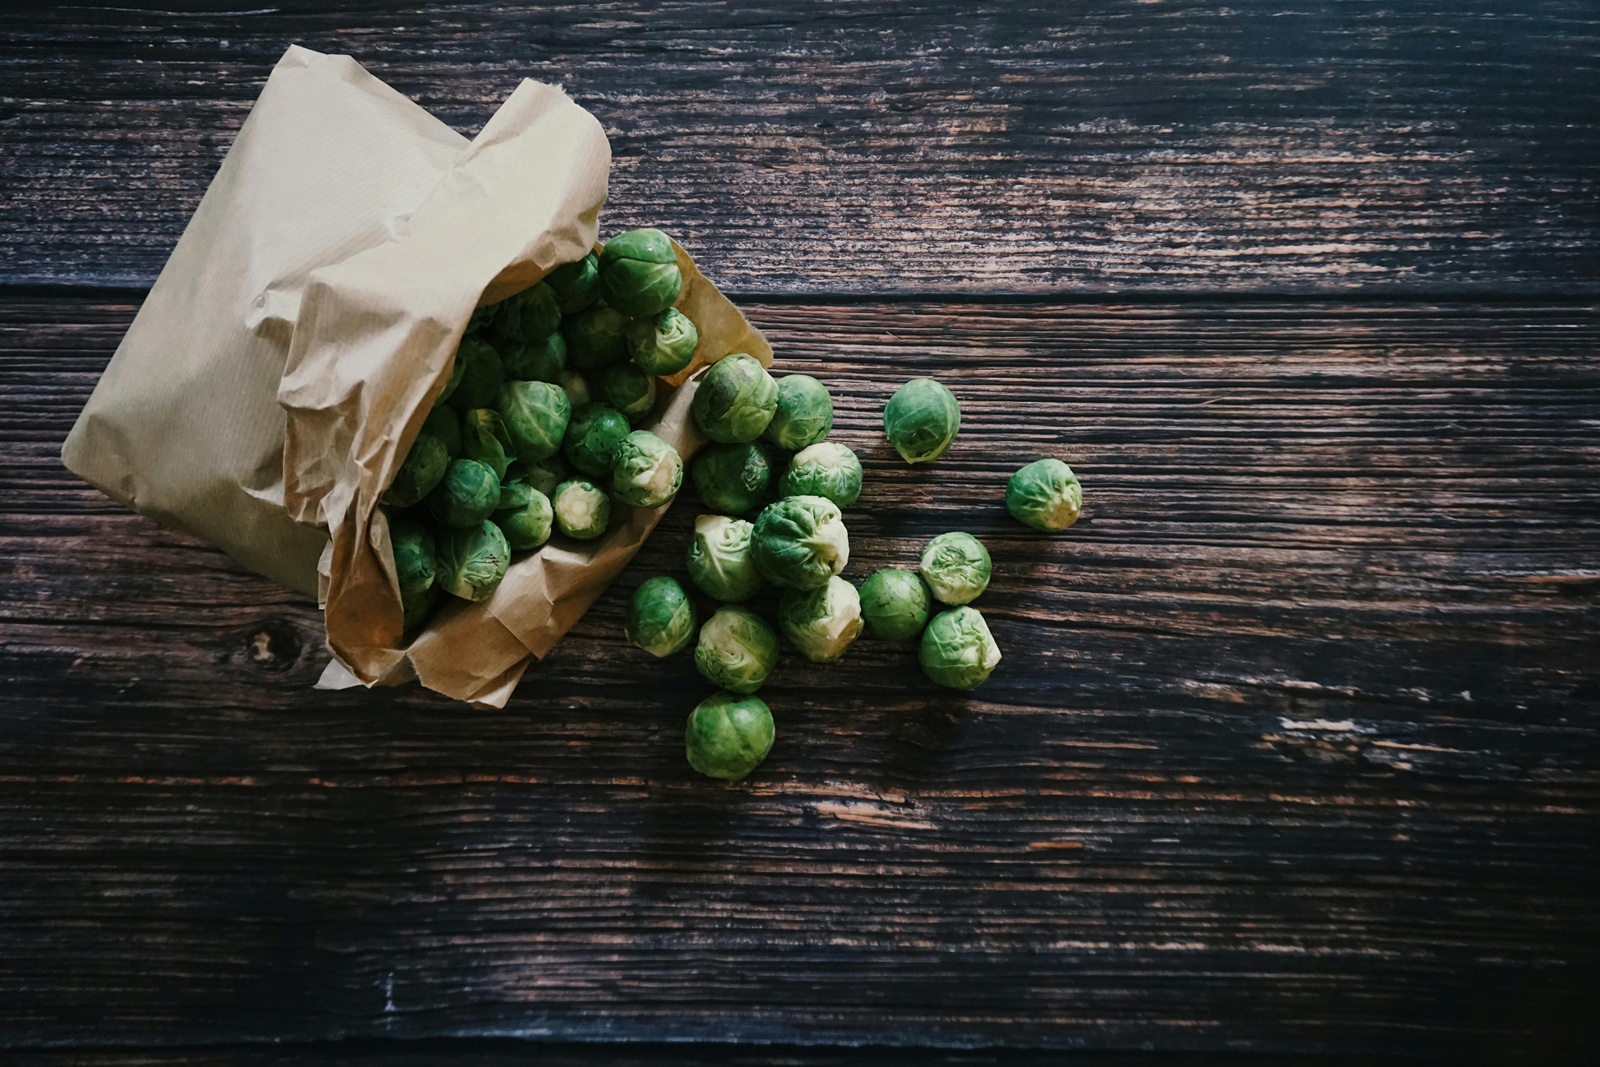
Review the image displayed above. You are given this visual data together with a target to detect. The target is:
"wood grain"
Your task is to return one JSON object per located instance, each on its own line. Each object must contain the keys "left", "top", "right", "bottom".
{"left": 1, "top": 295, "right": 1594, "bottom": 1057}
{"left": 1, "top": 1, "right": 1596, "bottom": 295}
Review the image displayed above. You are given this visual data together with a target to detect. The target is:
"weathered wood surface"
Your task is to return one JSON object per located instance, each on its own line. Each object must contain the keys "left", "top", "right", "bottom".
{"left": 1, "top": 0, "right": 1597, "bottom": 295}
{"left": 2, "top": 296, "right": 1595, "bottom": 1057}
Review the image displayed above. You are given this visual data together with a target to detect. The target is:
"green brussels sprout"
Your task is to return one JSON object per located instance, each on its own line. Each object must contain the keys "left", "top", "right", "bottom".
{"left": 498, "top": 476, "right": 533, "bottom": 512}
{"left": 685, "top": 691, "right": 774, "bottom": 781}
{"left": 447, "top": 337, "right": 505, "bottom": 411}
{"left": 919, "top": 606, "right": 1001, "bottom": 689}
{"left": 858, "top": 567, "right": 931, "bottom": 641}
{"left": 691, "top": 441, "right": 772, "bottom": 515}
{"left": 598, "top": 361, "right": 658, "bottom": 423}
{"left": 496, "top": 379, "right": 570, "bottom": 463}
{"left": 462, "top": 408, "right": 513, "bottom": 480}
{"left": 626, "top": 307, "right": 699, "bottom": 377}
{"left": 551, "top": 478, "right": 612, "bottom": 540}
{"left": 777, "top": 575, "right": 863, "bottom": 663}
{"left": 422, "top": 405, "right": 462, "bottom": 458}
{"left": 507, "top": 454, "right": 568, "bottom": 500}
{"left": 597, "top": 227, "right": 683, "bottom": 318}
{"left": 685, "top": 514, "right": 763, "bottom": 602}
{"left": 691, "top": 353, "right": 778, "bottom": 444}
{"left": 402, "top": 583, "right": 438, "bottom": 633}
{"left": 465, "top": 303, "right": 496, "bottom": 337}
{"left": 436, "top": 345, "right": 467, "bottom": 404}
{"left": 425, "top": 457, "right": 502, "bottom": 528}
{"left": 625, "top": 575, "right": 697, "bottom": 657}
{"left": 559, "top": 368, "right": 592, "bottom": 409}
{"left": 545, "top": 252, "right": 601, "bottom": 315}
{"left": 764, "top": 374, "right": 834, "bottom": 451}
{"left": 492, "top": 281, "right": 561, "bottom": 345}
{"left": 382, "top": 431, "right": 450, "bottom": 507}
{"left": 435, "top": 519, "right": 511, "bottom": 602}
{"left": 780, "top": 441, "right": 862, "bottom": 509}
{"left": 390, "top": 516, "right": 437, "bottom": 631}
{"left": 503, "top": 330, "right": 567, "bottom": 383}
{"left": 563, "top": 402, "right": 632, "bottom": 477}
{"left": 883, "top": 377, "right": 960, "bottom": 463}
{"left": 751, "top": 495, "right": 849, "bottom": 591}
{"left": 611, "top": 430, "right": 683, "bottom": 508}
{"left": 497, "top": 487, "right": 553, "bottom": 550}
{"left": 919, "top": 531, "right": 992, "bottom": 605}
{"left": 694, "top": 606, "right": 779, "bottom": 694}
{"left": 1006, "top": 458, "right": 1083, "bottom": 532}
{"left": 562, "top": 301, "right": 631, "bottom": 372}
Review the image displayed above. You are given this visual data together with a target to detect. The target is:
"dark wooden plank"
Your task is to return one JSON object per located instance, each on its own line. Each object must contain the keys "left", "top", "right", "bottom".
{"left": 0, "top": 296, "right": 1596, "bottom": 1057}
{"left": 1, "top": 1, "right": 1597, "bottom": 295}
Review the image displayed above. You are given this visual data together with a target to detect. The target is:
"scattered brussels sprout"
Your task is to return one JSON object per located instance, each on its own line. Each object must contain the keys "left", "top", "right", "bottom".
{"left": 919, "top": 532, "right": 992, "bottom": 605}
{"left": 858, "top": 567, "right": 931, "bottom": 641}
{"left": 685, "top": 514, "right": 763, "bottom": 602}
{"left": 382, "top": 431, "right": 449, "bottom": 507}
{"left": 685, "top": 691, "right": 774, "bottom": 781}
{"left": 777, "top": 576, "right": 863, "bottom": 663}
{"left": 780, "top": 441, "right": 862, "bottom": 509}
{"left": 435, "top": 519, "right": 511, "bottom": 602}
{"left": 692, "top": 353, "right": 778, "bottom": 444}
{"left": 612, "top": 430, "right": 683, "bottom": 508}
{"left": 448, "top": 337, "right": 505, "bottom": 411}
{"left": 691, "top": 441, "right": 772, "bottom": 515}
{"left": 390, "top": 516, "right": 436, "bottom": 631}
{"left": 598, "top": 361, "right": 658, "bottom": 422}
{"left": 751, "top": 495, "right": 850, "bottom": 590}
{"left": 563, "top": 402, "right": 632, "bottom": 477}
{"left": 764, "top": 374, "right": 834, "bottom": 451}
{"left": 492, "top": 281, "right": 561, "bottom": 345}
{"left": 559, "top": 368, "right": 592, "bottom": 410}
{"left": 437, "top": 345, "right": 466, "bottom": 404}
{"left": 503, "top": 330, "right": 567, "bottom": 383}
{"left": 496, "top": 380, "right": 570, "bottom": 463}
{"left": 597, "top": 228, "right": 683, "bottom": 319}
{"left": 545, "top": 252, "right": 601, "bottom": 315}
{"left": 563, "top": 301, "right": 631, "bottom": 372}
{"left": 919, "top": 606, "right": 1001, "bottom": 689}
{"left": 626, "top": 307, "right": 699, "bottom": 376}
{"left": 402, "top": 584, "right": 438, "bottom": 632}
{"left": 1006, "top": 458, "right": 1082, "bottom": 531}
{"left": 497, "top": 487, "right": 553, "bottom": 550}
{"left": 551, "top": 478, "right": 612, "bottom": 540}
{"left": 694, "top": 606, "right": 779, "bottom": 694}
{"left": 625, "top": 575, "right": 697, "bottom": 657}
{"left": 462, "top": 408, "right": 513, "bottom": 480}
{"left": 883, "top": 377, "right": 960, "bottom": 463}
{"left": 509, "top": 454, "right": 567, "bottom": 500}
{"left": 425, "top": 457, "right": 502, "bottom": 528}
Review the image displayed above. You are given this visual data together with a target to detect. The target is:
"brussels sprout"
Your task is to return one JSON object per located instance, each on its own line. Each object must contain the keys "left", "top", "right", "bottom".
{"left": 626, "top": 307, "right": 699, "bottom": 377}
{"left": 546, "top": 252, "right": 601, "bottom": 315}
{"left": 751, "top": 495, "right": 849, "bottom": 590}
{"left": 496, "top": 379, "right": 570, "bottom": 463}
{"left": 462, "top": 408, "right": 513, "bottom": 480}
{"left": 465, "top": 303, "right": 496, "bottom": 337}
{"left": 382, "top": 431, "right": 450, "bottom": 507}
{"left": 503, "top": 330, "right": 567, "bottom": 383}
{"left": 920, "top": 606, "right": 1001, "bottom": 689}
{"left": 508, "top": 454, "right": 567, "bottom": 500}
{"left": 390, "top": 515, "right": 436, "bottom": 603}
{"left": 691, "top": 354, "right": 778, "bottom": 444}
{"left": 1006, "top": 458, "right": 1082, "bottom": 531}
{"left": 612, "top": 430, "right": 683, "bottom": 508}
{"left": 780, "top": 441, "right": 862, "bottom": 509}
{"left": 694, "top": 606, "right": 779, "bottom": 694}
{"left": 625, "top": 575, "right": 697, "bottom": 657}
{"left": 919, "top": 532, "right": 992, "bottom": 605}
{"left": 448, "top": 337, "right": 505, "bottom": 411}
{"left": 764, "top": 374, "right": 834, "bottom": 451}
{"left": 598, "top": 361, "right": 658, "bottom": 423}
{"left": 559, "top": 368, "right": 592, "bottom": 409}
{"left": 497, "top": 487, "right": 553, "bottom": 550}
{"left": 492, "top": 281, "right": 561, "bottom": 345}
{"left": 562, "top": 301, "right": 631, "bottom": 372}
{"left": 858, "top": 567, "right": 931, "bottom": 641}
{"left": 437, "top": 346, "right": 467, "bottom": 404}
{"left": 498, "top": 477, "right": 533, "bottom": 512}
{"left": 685, "top": 514, "right": 763, "bottom": 602}
{"left": 435, "top": 519, "right": 511, "bottom": 602}
{"left": 425, "top": 457, "right": 502, "bottom": 528}
{"left": 402, "top": 583, "right": 438, "bottom": 633}
{"left": 883, "top": 377, "right": 960, "bottom": 464}
{"left": 563, "top": 402, "right": 632, "bottom": 477}
{"left": 777, "top": 576, "right": 863, "bottom": 663}
{"left": 551, "top": 478, "right": 612, "bottom": 540}
{"left": 691, "top": 441, "right": 772, "bottom": 516}
{"left": 597, "top": 228, "right": 683, "bottom": 319}
{"left": 422, "top": 406, "right": 462, "bottom": 458}
{"left": 685, "top": 691, "right": 774, "bottom": 781}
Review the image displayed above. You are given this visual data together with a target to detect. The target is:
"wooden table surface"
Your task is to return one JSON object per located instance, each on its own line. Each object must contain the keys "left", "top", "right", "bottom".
{"left": 2, "top": 2, "right": 1596, "bottom": 1062}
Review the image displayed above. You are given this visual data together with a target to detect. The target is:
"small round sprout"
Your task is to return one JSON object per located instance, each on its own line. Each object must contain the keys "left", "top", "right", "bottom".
{"left": 685, "top": 514, "right": 763, "bottom": 602}
{"left": 509, "top": 454, "right": 568, "bottom": 501}
{"left": 883, "top": 377, "right": 960, "bottom": 464}
{"left": 497, "top": 487, "right": 553, "bottom": 550}
{"left": 1007, "top": 458, "right": 1082, "bottom": 532}
{"left": 625, "top": 575, "right": 697, "bottom": 657}
{"left": 563, "top": 403, "right": 632, "bottom": 478}
{"left": 545, "top": 252, "right": 601, "bottom": 315}
{"left": 685, "top": 691, "right": 774, "bottom": 781}
{"left": 503, "top": 330, "right": 567, "bottom": 383}
{"left": 626, "top": 307, "right": 699, "bottom": 376}
{"left": 920, "top": 606, "right": 1001, "bottom": 689}
{"left": 496, "top": 380, "right": 570, "bottom": 463}
{"left": 435, "top": 519, "right": 511, "bottom": 602}
{"left": 777, "top": 576, "right": 863, "bottom": 663}
{"left": 462, "top": 408, "right": 513, "bottom": 480}
{"left": 382, "top": 431, "right": 449, "bottom": 507}
{"left": 694, "top": 606, "right": 779, "bottom": 694}
{"left": 764, "top": 374, "right": 834, "bottom": 451}
{"left": 390, "top": 516, "right": 436, "bottom": 631}
{"left": 692, "top": 353, "right": 778, "bottom": 444}
{"left": 493, "top": 282, "right": 561, "bottom": 345}
{"left": 691, "top": 441, "right": 772, "bottom": 515}
{"left": 425, "top": 457, "right": 502, "bottom": 528}
{"left": 559, "top": 369, "right": 591, "bottom": 410}
{"left": 448, "top": 337, "right": 506, "bottom": 411}
{"left": 422, "top": 406, "right": 462, "bottom": 458}
{"left": 751, "top": 495, "right": 850, "bottom": 590}
{"left": 919, "top": 532, "right": 992, "bottom": 606}
{"left": 858, "top": 567, "right": 931, "bottom": 641}
{"left": 598, "top": 362, "right": 658, "bottom": 423}
{"left": 597, "top": 228, "right": 683, "bottom": 319}
{"left": 611, "top": 430, "right": 683, "bottom": 508}
{"left": 551, "top": 478, "right": 611, "bottom": 540}
{"left": 780, "top": 442, "right": 862, "bottom": 509}
{"left": 562, "top": 302, "right": 631, "bottom": 372}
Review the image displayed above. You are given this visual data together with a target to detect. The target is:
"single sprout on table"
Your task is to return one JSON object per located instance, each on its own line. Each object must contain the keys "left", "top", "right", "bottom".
{"left": 598, "top": 361, "right": 658, "bottom": 422}
{"left": 692, "top": 353, "right": 778, "bottom": 444}
{"left": 692, "top": 441, "right": 772, "bottom": 515}
{"left": 1006, "top": 458, "right": 1083, "bottom": 531}
{"left": 597, "top": 228, "right": 683, "bottom": 319}
{"left": 503, "top": 330, "right": 567, "bottom": 383}
{"left": 390, "top": 516, "right": 437, "bottom": 631}
{"left": 883, "top": 377, "right": 960, "bottom": 463}
{"left": 545, "top": 252, "right": 601, "bottom": 315}
{"left": 919, "top": 532, "right": 992, "bottom": 605}
{"left": 694, "top": 606, "right": 779, "bottom": 694}
{"left": 780, "top": 441, "right": 862, "bottom": 509}
{"left": 858, "top": 567, "right": 932, "bottom": 641}
{"left": 777, "top": 575, "right": 863, "bottom": 663}
{"left": 435, "top": 519, "right": 511, "bottom": 602}
{"left": 447, "top": 337, "right": 505, "bottom": 411}
{"left": 627, "top": 307, "right": 699, "bottom": 376}
{"left": 751, "top": 494, "right": 850, "bottom": 591}
{"left": 496, "top": 487, "right": 553, "bottom": 550}
{"left": 612, "top": 430, "right": 683, "bottom": 509}
{"left": 461, "top": 407, "right": 513, "bottom": 479}
{"left": 492, "top": 281, "right": 561, "bottom": 346}
{"left": 685, "top": 514, "right": 763, "bottom": 602}
{"left": 496, "top": 380, "right": 570, "bottom": 463}
{"left": 563, "top": 301, "right": 631, "bottom": 372}
{"left": 764, "top": 374, "right": 833, "bottom": 451}
{"left": 422, "top": 406, "right": 462, "bottom": 458}
{"left": 382, "top": 431, "right": 449, "bottom": 507}
{"left": 563, "top": 402, "right": 632, "bottom": 477}
{"left": 425, "top": 457, "right": 502, "bottom": 528}
{"left": 685, "top": 691, "right": 775, "bottom": 781}
{"left": 625, "top": 575, "right": 697, "bottom": 657}
{"left": 920, "top": 606, "right": 1001, "bottom": 689}
{"left": 551, "top": 478, "right": 611, "bottom": 540}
